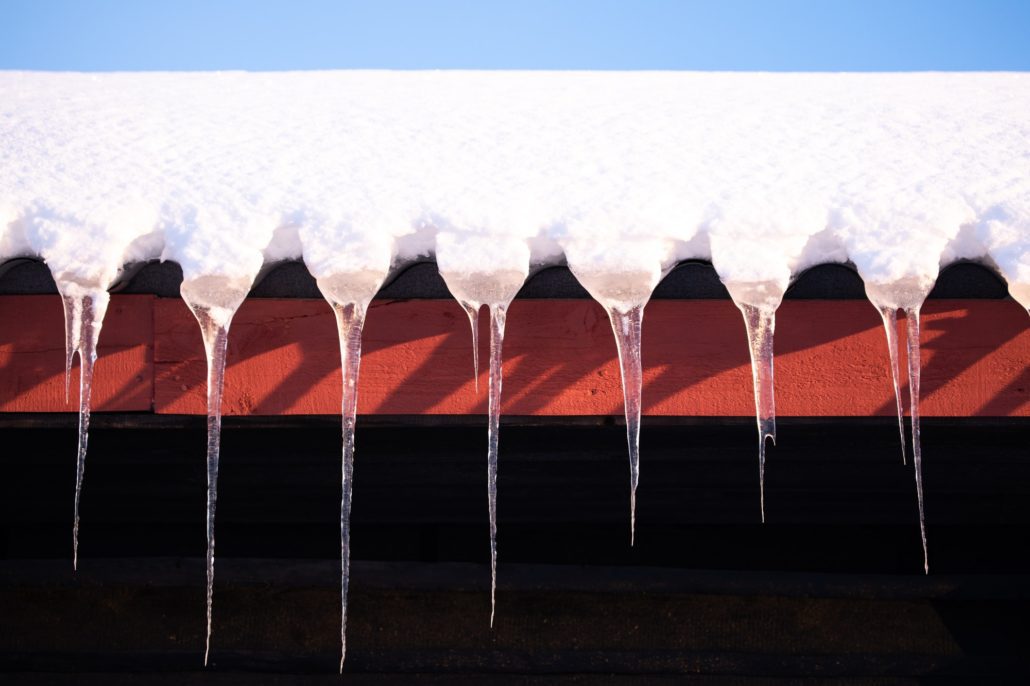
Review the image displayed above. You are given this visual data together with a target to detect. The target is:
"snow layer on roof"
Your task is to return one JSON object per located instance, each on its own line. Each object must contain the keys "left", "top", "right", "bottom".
{"left": 1, "top": 71, "right": 1028, "bottom": 304}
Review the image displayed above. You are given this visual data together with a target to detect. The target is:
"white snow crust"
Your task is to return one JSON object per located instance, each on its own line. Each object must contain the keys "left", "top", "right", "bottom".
{"left": 1, "top": 71, "right": 1028, "bottom": 306}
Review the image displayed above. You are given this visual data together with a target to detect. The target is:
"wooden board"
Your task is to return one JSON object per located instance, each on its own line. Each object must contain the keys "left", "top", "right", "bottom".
{"left": 0, "top": 295, "right": 1026, "bottom": 416}
{"left": 153, "top": 297, "right": 1029, "bottom": 416}
{"left": 0, "top": 295, "right": 153, "bottom": 412}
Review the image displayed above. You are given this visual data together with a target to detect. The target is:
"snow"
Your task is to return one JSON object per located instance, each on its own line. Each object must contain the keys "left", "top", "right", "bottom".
{"left": 564, "top": 237, "right": 674, "bottom": 311}
{"left": 436, "top": 233, "right": 531, "bottom": 301}
{"left": 973, "top": 196, "right": 1030, "bottom": 311}
{"left": 1, "top": 71, "right": 1027, "bottom": 303}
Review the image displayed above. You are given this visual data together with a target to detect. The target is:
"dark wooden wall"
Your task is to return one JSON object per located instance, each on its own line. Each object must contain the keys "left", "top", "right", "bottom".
{"left": 2, "top": 417, "right": 1028, "bottom": 683}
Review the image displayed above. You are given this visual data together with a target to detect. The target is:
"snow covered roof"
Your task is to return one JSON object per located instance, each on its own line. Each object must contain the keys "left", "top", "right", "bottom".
{"left": 5, "top": 71, "right": 1026, "bottom": 665}
{"left": 1, "top": 71, "right": 1029, "bottom": 308}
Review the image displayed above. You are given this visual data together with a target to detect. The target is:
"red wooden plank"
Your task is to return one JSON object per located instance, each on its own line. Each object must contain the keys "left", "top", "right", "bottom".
{"left": 154, "top": 298, "right": 340, "bottom": 415}
{"left": 0, "top": 295, "right": 154, "bottom": 412}
{"left": 149, "top": 297, "right": 1029, "bottom": 417}
{"left": 0, "top": 294, "right": 1024, "bottom": 416}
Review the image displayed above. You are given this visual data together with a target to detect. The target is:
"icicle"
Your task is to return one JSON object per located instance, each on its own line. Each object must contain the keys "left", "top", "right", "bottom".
{"left": 434, "top": 229, "right": 530, "bottom": 627}
{"left": 437, "top": 259, "right": 527, "bottom": 629}
{"left": 328, "top": 300, "right": 366, "bottom": 672}
{"left": 460, "top": 300, "right": 481, "bottom": 393}
{"left": 877, "top": 306, "right": 907, "bottom": 465}
{"left": 564, "top": 257, "right": 662, "bottom": 546}
{"left": 865, "top": 276, "right": 933, "bottom": 574}
{"left": 721, "top": 280, "right": 783, "bottom": 524}
{"left": 192, "top": 308, "right": 228, "bottom": 668}
{"left": 60, "top": 293, "right": 82, "bottom": 404}
{"left": 486, "top": 303, "right": 507, "bottom": 626}
{"left": 314, "top": 270, "right": 385, "bottom": 673}
{"left": 735, "top": 302, "right": 777, "bottom": 524}
{"left": 180, "top": 276, "right": 251, "bottom": 667}
{"left": 604, "top": 304, "right": 644, "bottom": 545}
{"left": 906, "top": 307, "right": 929, "bottom": 574}
{"left": 58, "top": 286, "right": 111, "bottom": 571}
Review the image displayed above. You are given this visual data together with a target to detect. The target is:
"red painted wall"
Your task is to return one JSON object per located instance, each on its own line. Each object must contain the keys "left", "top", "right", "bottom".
{"left": 1, "top": 295, "right": 1026, "bottom": 416}
{"left": 0, "top": 296, "right": 153, "bottom": 413}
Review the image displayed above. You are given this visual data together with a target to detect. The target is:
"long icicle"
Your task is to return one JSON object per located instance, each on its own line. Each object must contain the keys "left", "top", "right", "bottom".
{"left": 461, "top": 301, "right": 481, "bottom": 393}
{"left": 738, "top": 303, "right": 776, "bottom": 523}
{"left": 487, "top": 303, "right": 507, "bottom": 627}
{"left": 906, "top": 306, "right": 929, "bottom": 574}
{"left": 184, "top": 303, "right": 233, "bottom": 667}
{"left": 605, "top": 305, "right": 644, "bottom": 545}
{"left": 63, "top": 290, "right": 110, "bottom": 571}
{"left": 877, "top": 306, "right": 907, "bottom": 465}
{"left": 331, "top": 301, "right": 367, "bottom": 673}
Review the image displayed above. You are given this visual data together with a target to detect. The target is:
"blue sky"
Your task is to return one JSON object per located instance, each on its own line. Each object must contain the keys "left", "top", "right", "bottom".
{"left": 2, "top": 0, "right": 1029, "bottom": 71}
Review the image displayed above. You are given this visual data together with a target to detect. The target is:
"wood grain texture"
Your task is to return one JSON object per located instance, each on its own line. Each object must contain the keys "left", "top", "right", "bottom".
{"left": 0, "top": 295, "right": 153, "bottom": 412}
{"left": 0, "top": 294, "right": 1025, "bottom": 416}
{"left": 147, "top": 297, "right": 1028, "bottom": 417}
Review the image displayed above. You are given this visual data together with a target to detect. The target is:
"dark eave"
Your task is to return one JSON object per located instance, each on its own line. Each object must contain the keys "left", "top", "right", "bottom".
{"left": 0, "top": 258, "right": 1012, "bottom": 300}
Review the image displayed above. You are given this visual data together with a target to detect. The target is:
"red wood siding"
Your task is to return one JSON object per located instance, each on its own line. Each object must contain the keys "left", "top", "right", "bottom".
{"left": 1, "top": 295, "right": 1027, "bottom": 416}
{"left": 0, "top": 295, "right": 153, "bottom": 412}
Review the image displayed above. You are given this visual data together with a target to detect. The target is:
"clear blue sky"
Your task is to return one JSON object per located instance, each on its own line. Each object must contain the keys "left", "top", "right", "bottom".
{"left": 2, "top": 0, "right": 1029, "bottom": 71}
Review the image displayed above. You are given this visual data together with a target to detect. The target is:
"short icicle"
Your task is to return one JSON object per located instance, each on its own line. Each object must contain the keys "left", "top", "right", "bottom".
{"left": 736, "top": 303, "right": 777, "bottom": 524}
{"left": 461, "top": 301, "right": 481, "bottom": 393}
{"left": 59, "top": 287, "right": 111, "bottom": 571}
{"left": 60, "top": 293, "right": 83, "bottom": 404}
{"left": 486, "top": 303, "right": 507, "bottom": 626}
{"left": 604, "top": 304, "right": 644, "bottom": 545}
{"left": 180, "top": 277, "right": 250, "bottom": 667}
{"left": 877, "top": 306, "right": 907, "bottom": 464}
{"left": 328, "top": 299, "right": 367, "bottom": 673}
{"left": 906, "top": 307, "right": 929, "bottom": 574}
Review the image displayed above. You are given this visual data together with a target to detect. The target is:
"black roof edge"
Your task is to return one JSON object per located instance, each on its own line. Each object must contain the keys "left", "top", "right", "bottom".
{"left": 0, "top": 257, "right": 1011, "bottom": 300}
